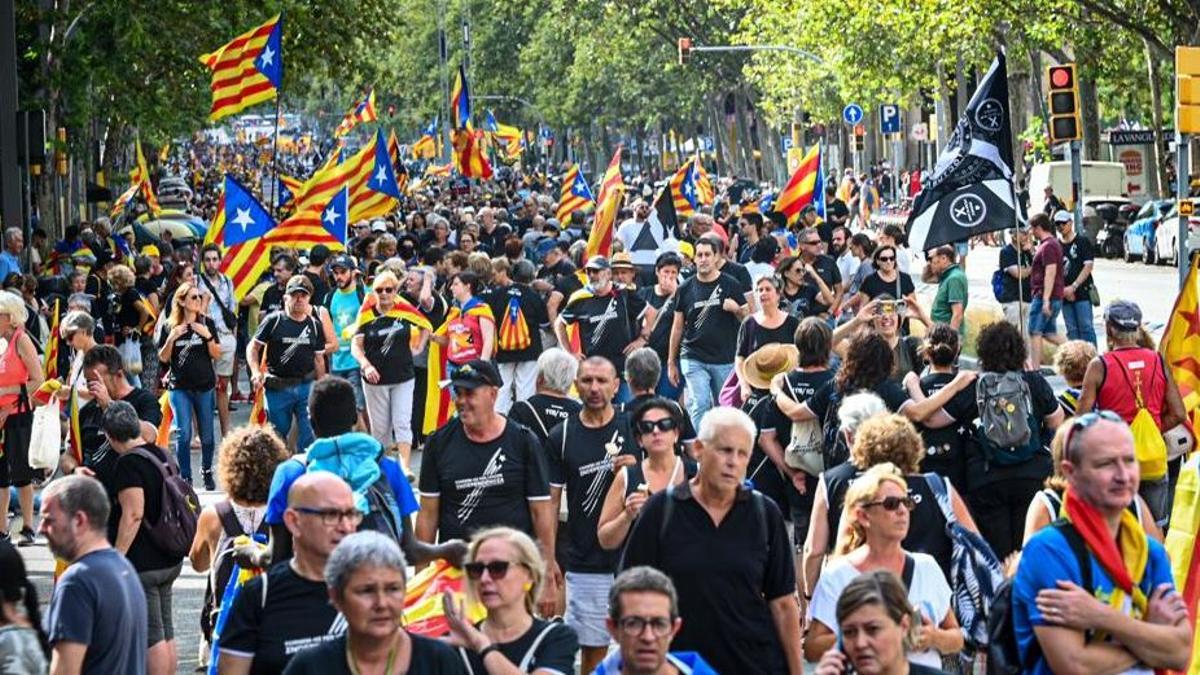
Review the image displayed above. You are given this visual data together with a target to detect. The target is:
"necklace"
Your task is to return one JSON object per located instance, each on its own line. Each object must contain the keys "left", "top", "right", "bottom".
{"left": 346, "top": 630, "right": 403, "bottom": 675}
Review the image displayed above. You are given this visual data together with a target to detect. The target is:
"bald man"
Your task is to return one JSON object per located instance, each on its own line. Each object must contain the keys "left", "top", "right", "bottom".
{"left": 217, "top": 473, "right": 357, "bottom": 675}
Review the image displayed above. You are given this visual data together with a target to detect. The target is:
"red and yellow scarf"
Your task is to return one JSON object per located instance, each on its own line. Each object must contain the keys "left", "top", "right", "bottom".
{"left": 1063, "top": 488, "right": 1150, "bottom": 617}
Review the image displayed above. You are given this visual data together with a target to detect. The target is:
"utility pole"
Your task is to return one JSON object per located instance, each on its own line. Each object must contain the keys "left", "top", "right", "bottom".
{"left": 437, "top": 0, "right": 452, "bottom": 165}
{"left": 0, "top": 1, "right": 22, "bottom": 234}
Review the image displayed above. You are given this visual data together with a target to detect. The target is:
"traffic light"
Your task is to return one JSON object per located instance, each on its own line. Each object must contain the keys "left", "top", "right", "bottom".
{"left": 1046, "top": 63, "right": 1081, "bottom": 143}
{"left": 677, "top": 38, "right": 692, "bottom": 65}
{"left": 1177, "top": 47, "right": 1200, "bottom": 133}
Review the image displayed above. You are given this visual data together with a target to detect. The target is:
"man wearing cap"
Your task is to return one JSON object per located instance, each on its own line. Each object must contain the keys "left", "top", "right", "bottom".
{"left": 303, "top": 244, "right": 332, "bottom": 308}
{"left": 1028, "top": 213, "right": 1067, "bottom": 368}
{"left": 611, "top": 252, "right": 639, "bottom": 289}
{"left": 326, "top": 254, "right": 370, "bottom": 428}
{"left": 1057, "top": 211, "right": 1098, "bottom": 346}
{"left": 248, "top": 275, "right": 335, "bottom": 451}
{"left": 416, "top": 359, "right": 560, "bottom": 614}
{"left": 555, "top": 255, "right": 649, "bottom": 402}
{"left": 1075, "top": 299, "right": 1188, "bottom": 523}
{"left": 200, "top": 243, "right": 239, "bottom": 437}
{"left": 370, "top": 220, "right": 389, "bottom": 235}
{"left": 546, "top": 356, "right": 637, "bottom": 674}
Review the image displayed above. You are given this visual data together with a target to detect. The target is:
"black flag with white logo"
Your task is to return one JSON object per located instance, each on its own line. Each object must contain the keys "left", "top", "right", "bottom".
{"left": 906, "top": 52, "right": 1016, "bottom": 252}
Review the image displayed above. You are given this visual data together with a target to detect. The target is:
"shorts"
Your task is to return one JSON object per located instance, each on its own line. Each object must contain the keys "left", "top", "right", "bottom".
{"left": 564, "top": 571, "right": 613, "bottom": 647}
{"left": 0, "top": 410, "right": 35, "bottom": 488}
{"left": 140, "top": 563, "right": 182, "bottom": 646}
{"left": 215, "top": 333, "right": 236, "bottom": 378}
{"left": 1027, "top": 297, "right": 1062, "bottom": 336}
{"left": 333, "top": 368, "right": 366, "bottom": 411}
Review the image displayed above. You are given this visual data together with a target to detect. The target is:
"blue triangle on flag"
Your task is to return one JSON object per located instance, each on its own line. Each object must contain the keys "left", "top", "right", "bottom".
{"left": 369, "top": 132, "right": 401, "bottom": 199}
{"left": 277, "top": 178, "right": 293, "bottom": 208}
{"left": 254, "top": 21, "right": 283, "bottom": 88}
{"left": 223, "top": 176, "right": 276, "bottom": 246}
{"left": 320, "top": 186, "right": 350, "bottom": 244}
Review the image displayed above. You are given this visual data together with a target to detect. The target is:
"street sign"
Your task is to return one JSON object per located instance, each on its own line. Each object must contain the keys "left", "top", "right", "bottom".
{"left": 702, "top": 136, "right": 715, "bottom": 152}
{"left": 910, "top": 122, "right": 929, "bottom": 142}
{"left": 782, "top": 136, "right": 793, "bottom": 152}
{"left": 1181, "top": 200, "right": 1194, "bottom": 216}
{"left": 879, "top": 104, "right": 902, "bottom": 134}
{"left": 842, "top": 103, "right": 864, "bottom": 126}
{"left": 1108, "top": 130, "right": 1155, "bottom": 145}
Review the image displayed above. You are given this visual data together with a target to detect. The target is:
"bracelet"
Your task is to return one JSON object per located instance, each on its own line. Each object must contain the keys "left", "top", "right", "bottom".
{"left": 478, "top": 644, "right": 501, "bottom": 660}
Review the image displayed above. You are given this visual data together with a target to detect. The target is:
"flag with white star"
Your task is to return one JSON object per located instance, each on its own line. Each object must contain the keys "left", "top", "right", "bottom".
{"left": 199, "top": 15, "right": 283, "bottom": 122}
{"left": 210, "top": 175, "right": 276, "bottom": 300}
{"left": 321, "top": 185, "right": 350, "bottom": 245}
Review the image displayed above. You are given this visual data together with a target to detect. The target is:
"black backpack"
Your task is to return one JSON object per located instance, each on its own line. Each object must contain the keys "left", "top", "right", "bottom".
{"left": 360, "top": 473, "right": 404, "bottom": 541}
{"left": 986, "top": 520, "right": 1091, "bottom": 674}
{"left": 201, "top": 501, "right": 269, "bottom": 642}
{"left": 820, "top": 389, "right": 851, "bottom": 470}
{"left": 131, "top": 444, "right": 200, "bottom": 559}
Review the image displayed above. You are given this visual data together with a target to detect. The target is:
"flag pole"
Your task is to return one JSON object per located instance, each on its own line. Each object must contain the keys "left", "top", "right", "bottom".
{"left": 269, "top": 11, "right": 284, "bottom": 221}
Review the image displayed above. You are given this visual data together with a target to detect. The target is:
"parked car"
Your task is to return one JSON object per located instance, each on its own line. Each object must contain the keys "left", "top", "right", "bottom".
{"left": 1124, "top": 199, "right": 1172, "bottom": 263}
{"left": 1153, "top": 199, "right": 1200, "bottom": 266}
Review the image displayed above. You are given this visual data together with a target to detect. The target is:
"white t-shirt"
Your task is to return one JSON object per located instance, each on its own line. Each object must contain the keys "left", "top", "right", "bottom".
{"left": 808, "top": 552, "right": 952, "bottom": 670}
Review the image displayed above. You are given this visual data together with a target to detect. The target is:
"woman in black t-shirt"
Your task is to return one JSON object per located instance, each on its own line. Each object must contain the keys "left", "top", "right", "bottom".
{"left": 832, "top": 296, "right": 925, "bottom": 386}
{"left": 777, "top": 255, "right": 834, "bottom": 319}
{"left": 156, "top": 282, "right": 221, "bottom": 487}
{"left": 108, "top": 264, "right": 154, "bottom": 388}
{"left": 906, "top": 324, "right": 974, "bottom": 491}
{"left": 283, "top": 532, "right": 463, "bottom": 675}
{"left": 735, "top": 276, "right": 801, "bottom": 401}
{"left": 351, "top": 271, "right": 431, "bottom": 462}
{"left": 444, "top": 527, "right": 579, "bottom": 674}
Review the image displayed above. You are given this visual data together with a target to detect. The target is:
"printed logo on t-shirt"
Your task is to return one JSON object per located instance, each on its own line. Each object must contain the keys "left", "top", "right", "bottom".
{"left": 378, "top": 321, "right": 407, "bottom": 354}
{"left": 692, "top": 283, "right": 725, "bottom": 331}
{"left": 586, "top": 297, "right": 620, "bottom": 347}
{"left": 176, "top": 333, "right": 204, "bottom": 363}
{"left": 579, "top": 431, "right": 627, "bottom": 515}
{"left": 282, "top": 611, "right": 345, "bottom": 655}
{"left": 280, "top": 325, "right": 313, "bottom": 364}
{"left": 454, "top": 447, "right": 507, "bottom": 522}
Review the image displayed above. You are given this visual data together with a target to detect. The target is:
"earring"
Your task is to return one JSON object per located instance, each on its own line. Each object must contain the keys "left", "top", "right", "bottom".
{"left": 523, "top": 582, "right": 533, "bottom": 592}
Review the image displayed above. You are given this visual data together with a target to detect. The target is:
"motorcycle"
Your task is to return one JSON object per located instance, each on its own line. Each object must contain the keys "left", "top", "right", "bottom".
{"left": 1095, "top": 203, "right": 1131, "bottom": 259}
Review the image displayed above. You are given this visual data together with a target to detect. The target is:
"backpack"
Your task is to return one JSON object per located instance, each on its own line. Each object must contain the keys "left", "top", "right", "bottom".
{"left": 974, "top": 372, "right": 1039, "bottom": 466}
{"left": 990, "top": 268, "right": 1006, "bottom": 302}
{"left": 926, "top": 472, "right": 1005, "bottom": 651}
{"left": 201, "top": 501, "right": 268, "bottom": 642}
{"left": 1111, "top": 355, "right": 1169, "bottom": 481}
{"left": 131, "top": 444, "right": 201, "bottom": 559}
{"left": 783, "top": 377, "right": 824, "bottom": 476}
{"left": 360, "top": 472, "right": 404, "bottom": 541}
{"left": 820, "top": 389, "right": 851, "bottom": 470}
{"left": 987, "top": 520, "right": 1091, "bottom": 675}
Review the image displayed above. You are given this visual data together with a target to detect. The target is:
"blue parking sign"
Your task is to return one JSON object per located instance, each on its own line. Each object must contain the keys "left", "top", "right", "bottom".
{"left": 879, "top": 104, "right": 902, "bottom": 134}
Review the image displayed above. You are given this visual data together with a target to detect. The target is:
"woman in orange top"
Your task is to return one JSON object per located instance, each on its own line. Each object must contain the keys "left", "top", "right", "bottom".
{"left": 0, "top": 290, "right": 45, "bottom": 547}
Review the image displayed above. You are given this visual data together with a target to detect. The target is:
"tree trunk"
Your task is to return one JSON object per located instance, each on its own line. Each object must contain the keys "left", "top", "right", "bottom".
{"left": 1079, "top": 73, "right": 1102, "bottom": 160}
{"left": 1146, "top": 38, "right": 1167, "bottom": 196}
{"left": 733, "top": 93, "right": 755, "bottom": 178}
{"left": 709, "top": 100, "right": 727, "bottom": 178}
{"left": 1007, "top": 48, "right": 1031, "bottom": 184}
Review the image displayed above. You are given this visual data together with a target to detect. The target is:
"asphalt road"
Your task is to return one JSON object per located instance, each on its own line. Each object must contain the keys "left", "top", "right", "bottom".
{"left": 10, "top": 247, "right": 1186, "bottom": 672}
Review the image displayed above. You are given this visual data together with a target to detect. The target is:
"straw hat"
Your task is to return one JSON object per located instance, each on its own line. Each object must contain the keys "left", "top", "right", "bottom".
{"left": 742, "top": 343, "right": 799, "bottom": 390}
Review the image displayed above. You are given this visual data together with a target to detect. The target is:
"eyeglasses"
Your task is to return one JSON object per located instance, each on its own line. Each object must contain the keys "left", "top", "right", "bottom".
{"left": 376, "top": 287, "right": 397, "bottom": 294}
{"left": 863, "top": 495, "right": 916, "bottom": 512}
{"left": 876, "top": 256, "right": 895, "bottom": 263}
{"left": 464, "top": 560, "right": 514, "bottom": 580}
{"left": 802, "top": 240, "right": 821, "bottom": 246}
{"left": 636, "top": 417, "right": 679, "bottom": 435}
{"left": 617, "top": 616, "right": 674, "bottom": 637}
{"left": 293, "top": 507, "right": 364, "bottom": 526}
{"left": 1063, "top": 410, "right": 1123, "bottom": 458}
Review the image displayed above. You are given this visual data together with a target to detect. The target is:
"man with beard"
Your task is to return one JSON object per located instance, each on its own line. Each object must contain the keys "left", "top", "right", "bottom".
{"left": 555, "top": 256, "right": 649, "bottom": 402}
{"left": 324, "top": 254, "right": 369, "bottom": 428}
{"left": 259, "top": 254, "right": 297, "bottom": 322}
{"left": 546, "top": 357, "right": 637, "bottom": 675}
{"left": 831, "top": 226, "right": 858, "bottom": 288}
{"left": 200, "top": 243, "right": 239, "bottom": 438}
{"left": 796, "top": 227, "right": 843, "bottom": 318}
{"left": 615, "top": 200, "right": 668, "bottom": 285}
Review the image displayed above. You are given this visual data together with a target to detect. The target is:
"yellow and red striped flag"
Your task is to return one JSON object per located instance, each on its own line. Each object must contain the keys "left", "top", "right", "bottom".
{"left": 450, "top": 65, "right": 471, "bottom": 130}
{"left": 1162, "top": 253, "right": 1200, "bottom": 436}
{"left": 43, "top": 300, "right": 60, "bottom": 380}
{"left": 775, "top": 145, "right": 821, "bottom": 224}
{"left": 67, "top": 388, "right": 83, "bottom": 464}
{"left": 333, "top": 88, "right": 378, "bottom": 138}
{"left": 586, "top": 147, "right": 624, "bottom": 260}
{"left": 452, "top": 129, "right": 493, "bottom": 180}
{"left": 423, "top": 302, "right": 494, "bottom": 435}
{"left": 556, "top": 164, "right": 594, "bottom": 224}
{"left": 109, "top": 182, "right": 141, "bottom": 219}
{"left": 496, "top": 296, "right": 531, "bottom": 352}
{"left": 668, "top": 158, "right": 701, "bottom": 219}
{"left": 387, "top": 130, "right": 410, "bottom": 194}
{"left": 425, "top": 163, "right": 452, "bottom": 178}
{"left": 694, "top": 156, "right": 715, "bottom": 205}
{"left": 156, "top": 392, "right": 173, "bottom": 448}
{"left": 249, "top": 387, "right": 268, "bottom": 426}
{"left": 210, "top": 175, "right": 276, "bottom": 301}
{"left": 199, "top": 15, "right": 283, "bottom": 122}
{"left": 130, "top": 139, "right": 161, "bottom": 215}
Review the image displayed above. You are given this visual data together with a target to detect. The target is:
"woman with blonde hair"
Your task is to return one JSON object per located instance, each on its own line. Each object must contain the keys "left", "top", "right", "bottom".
{"left": 108, "top": 263, "right": 154, "bottom": 387}
{"left": 157, "top": 281, "right": 221, "bottom": 487}
{"left": 443, "top": 526, "right": 579, "bottom": 673}
{"left": 0, "top": 290, "right": 43, "bottom": 547}
{"left": 805, "top": 464, "right": 962, "bottom": 666}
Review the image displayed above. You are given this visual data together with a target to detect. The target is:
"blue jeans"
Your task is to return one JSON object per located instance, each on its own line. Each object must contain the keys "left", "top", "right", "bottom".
{"left": 656, "top": 363, "right": 684, "bottom": 401}
{"left": 169, "top": 388, "right": 216, "bottom": 481}
{"left": 1028, "top": 298, "right": 1062, "bottom": 336}
{"left": 265, "top": 381, "right": 315, "bottom": 452}
{"left": 680, "top": 358, "right": 734, "bottom": 431}
{"left": 1062, "top": 298, "right": 1097, "bottom": 345}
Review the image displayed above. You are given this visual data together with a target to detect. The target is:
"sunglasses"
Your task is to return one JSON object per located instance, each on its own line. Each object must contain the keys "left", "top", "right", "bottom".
{"left": 636, "top": 418, "right": 679, "bottom": 434}
{"left": 186, "top": 293, "right": 203, "bottom": 301}
{"left": 464, "top": 560, "right": 514, "bottom": 580}
{"left": 876, "top": 256, "right": 895, "bottom": 263}
{"left": 802, "top": 240, "right": 821, "bottom": 246}
{"left": 863, "top": 495, "right": 916, "bottom": 512}
{"left": 1063, "top": 409, "right": 1123, "bottom": 458}
{"left": 376, "top": 287, "right": 397, "bottom": 294}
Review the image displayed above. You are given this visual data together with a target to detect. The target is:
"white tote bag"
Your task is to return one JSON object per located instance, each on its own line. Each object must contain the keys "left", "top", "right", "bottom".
{"left": 27, "top": 400, "right": 62, "bottom": 471}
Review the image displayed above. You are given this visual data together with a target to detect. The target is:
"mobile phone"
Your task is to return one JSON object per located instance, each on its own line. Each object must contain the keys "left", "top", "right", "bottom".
{"left": 837, "top": 634, "right": 856, "bottom": 674}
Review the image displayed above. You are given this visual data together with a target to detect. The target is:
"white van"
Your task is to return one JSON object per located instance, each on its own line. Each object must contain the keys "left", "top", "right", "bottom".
{"left": 1027, "top": 161, "right": 1129, "bottom": 215}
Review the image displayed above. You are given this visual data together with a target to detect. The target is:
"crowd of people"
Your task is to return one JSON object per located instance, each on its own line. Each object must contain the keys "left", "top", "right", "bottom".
{"left": 0, "top": 146, "right": 1195, "bottom": 675}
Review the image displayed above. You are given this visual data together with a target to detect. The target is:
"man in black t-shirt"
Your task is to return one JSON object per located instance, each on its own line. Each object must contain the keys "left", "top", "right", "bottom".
{"left": 507, "top": 348, "right": 583, "bottom": 446}
{"left": 998, "top": 228, "right": 1033, "bottom": 331}
{"left": 219, "top": 472, "right": 358, "bottom": 675}
{"left": 637, "top": 252, "right": 683, "bottom": 400}
{"left": 485, "top": 259, "right": 548, "bottom": 413}
{"left": 546, "top": 357, "right": 636, "bottom": 674}
{"left": 415, "top": 360, "right": 560, "bottom": 616}
{"left": 1057, "top": 213, "right": 1098, "bottom": 346}
{"left": 556, "top": 256, "right": 648, "bottom": 398}
{"left": 249, "top": 275, "right": 333, "bottom": 452}
{"left": 797, "top": 226, "right": 843, "bottom": 315}
{"left": 68, "top": 344, "right": 161, "bottom": 480}
{"left": 258, "top": 253, "right": 297, "bottom": 322}
{"left": 668, "top": 238, "right": 749, "bottom": 429}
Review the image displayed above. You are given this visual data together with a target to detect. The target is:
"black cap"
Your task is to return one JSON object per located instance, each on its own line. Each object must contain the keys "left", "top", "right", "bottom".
{"left": 285, "top": 275, "right": 313, "bottom": 295}
{"left": 448, "top": 360, "right": 503, "bottom": 389}
{"left": 328, "top": 254, "right": 355, "bottom": 270}
{"left": 309, "top": 244, "right": 331, "bottom": 265}
{"left": 584, "top": 255, "right": 611, "bottom": 271}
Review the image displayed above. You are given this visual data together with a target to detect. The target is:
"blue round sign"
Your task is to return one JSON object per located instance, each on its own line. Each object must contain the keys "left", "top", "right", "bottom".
{"left": 843, "top": 104, "right": 864, "bottom": 126}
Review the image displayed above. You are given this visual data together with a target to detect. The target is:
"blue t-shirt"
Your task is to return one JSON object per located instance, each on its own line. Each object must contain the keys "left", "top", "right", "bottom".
{"left": 1013, "top": 525, "right": 1175, "bottom": 674}
{"left": 0, "top": 251, "right": 21, "bottom": 281}
{"left": 265, "top": 455, "right": 419, "bottom": 525}
{"left": 327, "top": 286, "right": 362, "bottom": 372}
{"left": 44, "top": 548, "right": 148, "bottom": 675}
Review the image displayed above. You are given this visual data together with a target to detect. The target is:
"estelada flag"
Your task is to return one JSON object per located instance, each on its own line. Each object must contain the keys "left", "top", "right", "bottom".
{"left": 333, "top": 88, "right": 378, "bottom": 138}
{"left": 200, "top": 15, "right": 283, "bottom": 122}
{"left": 403, "top": 559, "right": 486, "bottom": 636}
{"left": 423, "top": 301, "right": 494, "bottom": 435}
{"left": 1162, "top": 253, "right": 1200, "bottom": 435}
{"left": 556, "top": 164, "right": 594, "bottom": 224}
{"left": 43, "top": 299, "right": 60, "bottom": 380}
{"left": 156, "top": 391, "right": 172, "bottom": 448}
{"left": 669, "top": 158, "right": 701, "bottom": 219}
{"left": 497, "top": 295, "right": 531, "bottom": 352}
{"left": 587, "top": 147, "right": 624, "bottom": 259}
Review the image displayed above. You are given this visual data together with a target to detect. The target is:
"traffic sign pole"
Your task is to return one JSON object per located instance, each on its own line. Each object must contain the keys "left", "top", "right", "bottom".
{"left": 1178, "top": 131, "right": 1190, "bottom": 287}
{"left": 1070, "top": 140, "right": 1083, "bottom": 233}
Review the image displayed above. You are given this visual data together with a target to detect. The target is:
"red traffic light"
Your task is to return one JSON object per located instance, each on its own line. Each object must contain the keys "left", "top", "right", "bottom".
{"left": 1049, "top": 65, "right": 1074, "bottom": 89}
{"left": 677, "top": 38, "right": 692, "bottom": 65}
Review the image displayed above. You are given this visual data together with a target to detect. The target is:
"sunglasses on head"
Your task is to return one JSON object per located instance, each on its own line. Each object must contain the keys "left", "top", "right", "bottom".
{"left": 464, "top": 560, "right": 513, "bottom": 579}
{"left": 1063, "top": 409, "right": 1123, "bottom": 457}
{"left": 864, "top": 495, "right": 916, "bottom": 512}
{"left": 636, "top": 417, "right": 679, "bottom": 434}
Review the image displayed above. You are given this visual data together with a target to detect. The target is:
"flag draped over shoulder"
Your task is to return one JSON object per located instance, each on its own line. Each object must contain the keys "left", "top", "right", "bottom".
{"left": 210, "top": 175, "right": 276, "bottom": 300}
{"left": 774, "top": 146, "right": 820, "bottom": 224}
{"left": 423, "top": 302, "right": 495, "bottom": 435}
{"left": 453, "top": 129, "right": 493, "bottom": 180}
{"left": 199, "top": 15, "right": 283, "bottom": 122}
{"left": 350, "top": 296, "right": 432, "bottom": 336}
{"left": 905, "top": 52, "right": 1016, "bottom": 252}
{"left": 587, "top": 148, "right": 624, "bottom": 259}
{"left": 333, "top": 88, "right": 378, "bottom": 138}
{"left": 556, "top": 164, "right": 594, "bottom": 224}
